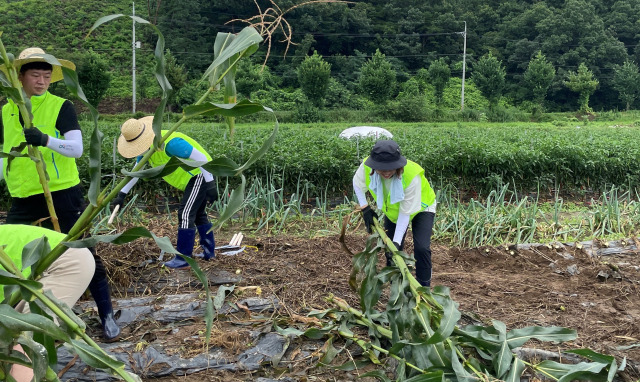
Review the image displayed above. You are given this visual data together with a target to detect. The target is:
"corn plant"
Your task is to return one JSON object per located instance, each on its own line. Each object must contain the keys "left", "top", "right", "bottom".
{"left": 294, "top": 216, "right": 626, "bottom": 381}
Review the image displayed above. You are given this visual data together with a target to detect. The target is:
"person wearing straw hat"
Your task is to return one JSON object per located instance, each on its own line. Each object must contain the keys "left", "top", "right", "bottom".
{"left": 353, "top": 140, "right": 437, "bottom": 287}
{"left": 0, "top": 47, "right": 121, "bottom": 342}
{"left": 0, "top": 224, "right": 95, "bottom": 382}
{"left": 113, "top": 116, "right": 218, "bottom": 269}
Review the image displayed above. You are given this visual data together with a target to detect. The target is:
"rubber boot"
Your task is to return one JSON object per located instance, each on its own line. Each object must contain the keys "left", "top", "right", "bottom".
{"left": 164, "top": 228, "right": 196, "bottom": 269}
{"left": 195, "top": 223, "right": 215, "bottom": 260}
{"left": 88, "top": 276, "right": 121, "bottom": 342}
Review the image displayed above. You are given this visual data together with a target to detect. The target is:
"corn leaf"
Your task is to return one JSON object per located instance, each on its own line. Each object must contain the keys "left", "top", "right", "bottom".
{"left": 504, "top": 357, "right": 526, "bottom": 382}
{"left": 21, "top": 236, "right": 50, "bottom": 273}
{"left": 122, "top": 156, "right": 239, "bottom": 179}
{"left": 69, "top": 339, "right": 137, "bottom": 380}
{"left": 319, "top": 336, "right": 340, "bottom": 365}
{"left": 202, "top": 27, "right": 262, "bottom": 84}
{"left": 0, "top": 305, "right": 69, "bottom": 342}
{"left": 450, "top": 347, "right": 475, "bottom": 382}
{"left": 183, "top": 99, "right": 272, "bottom": 119}
{"left": 404, "top": 372, "right": 445, "bottom": 382}
{"left": 16, "top": 335, "right": 48, "bottom": 381}
{"left": 359, "top": 370, "right": 392, "bottom": 382}
{"left": 215, "top": 174, "right": 246, "bottom": 229}
{"left": 535, "top": 360, "right": 607, "bottom": 380}
{"left": 29, "top": 303, "right": 57, "bottom": 369}
{"left": 506, "top": 326, "right": 577, "bottom": 348}
{"left": 492, "top": 339, "right": 513, "bottom": 379}
{"left": 429, "top": 291, "right": 461, "bottom": 345}
{"left": 62, "top": 227, "right": 178, "bottom": 254}
{"left": 213, "top": 285, "right": 235, "bottom": 312}
{"left": 60, "top": 66, "right": 101, "bottom": 206}
{"left": 179, "top": 256, "right": 215, "bottom": 346}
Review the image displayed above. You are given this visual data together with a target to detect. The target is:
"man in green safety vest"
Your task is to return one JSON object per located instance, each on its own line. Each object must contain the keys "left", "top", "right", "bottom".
{"left": 353, "top": 140, "right": 437, "bottom": 287}
{"left": 113, "top": 116, "right": 218, "bottom": 269}
{"left": 0, "top": 47, "right": 120, "bottom": 341}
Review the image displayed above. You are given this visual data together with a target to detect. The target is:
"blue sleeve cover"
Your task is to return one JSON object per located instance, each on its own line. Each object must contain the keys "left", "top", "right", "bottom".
{"left": 165, "top": 138, "right": 193, "bottom": 158}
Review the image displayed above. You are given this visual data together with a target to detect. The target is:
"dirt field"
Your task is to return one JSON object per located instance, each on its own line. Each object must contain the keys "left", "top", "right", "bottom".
{"left": 78, "top": 214, "right": 640, "bottom": 382}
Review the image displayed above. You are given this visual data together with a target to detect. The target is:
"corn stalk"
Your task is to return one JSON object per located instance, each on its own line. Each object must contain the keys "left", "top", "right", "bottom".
{"left": 321, "top": 210, "right": 626, "bottom": 381}
{"left": 0, "top": 33, "right": 61, "bottom": 232}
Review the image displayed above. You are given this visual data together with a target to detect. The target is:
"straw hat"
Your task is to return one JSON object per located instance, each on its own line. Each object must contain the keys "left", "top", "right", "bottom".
{"left": 0, "top": 47, "right": 76, "bottom": 83}
{"left": 117, "top": 116, "right": 155, "bottom": 158}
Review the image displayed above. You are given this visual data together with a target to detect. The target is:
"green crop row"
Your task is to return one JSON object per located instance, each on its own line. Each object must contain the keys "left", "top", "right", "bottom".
{"left": 3, "top": 121, "right": 640, "bottom": 209}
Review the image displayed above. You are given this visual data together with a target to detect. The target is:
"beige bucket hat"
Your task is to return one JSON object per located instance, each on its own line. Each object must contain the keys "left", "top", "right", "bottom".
{"left": 117, "top": 116, "right": 155, "bottom": 158}
{"left": 0, "top": 47, "right": 76, "bottom": 83}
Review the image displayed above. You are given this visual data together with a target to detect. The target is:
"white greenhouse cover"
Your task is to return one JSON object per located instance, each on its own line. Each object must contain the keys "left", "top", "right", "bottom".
{"left": 339, "top": 126, "right": 393, "bottom": 139}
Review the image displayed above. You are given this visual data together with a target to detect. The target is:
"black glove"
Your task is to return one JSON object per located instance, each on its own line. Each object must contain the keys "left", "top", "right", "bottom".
{"left": 24, "top": 127, "right": 49, "bottom": 147}
{"left": 111, "top": 191, "right": 127, "bottom": 210}
{"left": 206, "top": 181, "right": 218, "bottom": 204}
{"left": 392, "top": 241, "right": 401, "bottom": 251}
{"left": 361, "top": 205, "right": 379, "bottom": 233}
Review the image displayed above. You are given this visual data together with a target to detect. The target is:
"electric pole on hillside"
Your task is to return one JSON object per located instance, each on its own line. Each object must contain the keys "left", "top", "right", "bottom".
{"left": 460, "top": 21, "right": 467, "bottom": 110}
{"left": 132, "top": 1, "right": 136, "bottom": 113}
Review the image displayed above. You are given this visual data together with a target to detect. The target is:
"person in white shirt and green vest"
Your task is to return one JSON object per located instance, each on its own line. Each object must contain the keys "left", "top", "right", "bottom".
{"left": 353, "top": 140, "right": 437, "bottom": 287}
{"left": 0, "top": 48, "right": 120, "bottom": 341}
{"left": 112, "top": 116, "right": 218, "bottom": 269}
{"left": 1, "top": 224, "right": 95, "bottom": 382}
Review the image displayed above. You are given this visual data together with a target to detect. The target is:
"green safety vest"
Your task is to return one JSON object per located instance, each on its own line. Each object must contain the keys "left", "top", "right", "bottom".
{"left": 0, "top": 224, "right": 66, "bottom": 301}
{"left": 364, "top": 159, "right": 436, "bottom": 223}
{"left": 148, "top": 130, "right": 212, "bottom": 191}
{"left": 1, "top": 92, "right": 80, "bottom": 198}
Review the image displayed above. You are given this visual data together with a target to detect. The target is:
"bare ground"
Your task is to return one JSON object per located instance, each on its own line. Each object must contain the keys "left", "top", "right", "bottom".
{"left": 78, "top": 215, "right": 640, "bottom": 381}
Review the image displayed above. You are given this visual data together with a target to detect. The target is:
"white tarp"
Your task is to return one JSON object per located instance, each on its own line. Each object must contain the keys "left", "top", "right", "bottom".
{"left": 339, "top": 126, "right": 393, "bottom": 139}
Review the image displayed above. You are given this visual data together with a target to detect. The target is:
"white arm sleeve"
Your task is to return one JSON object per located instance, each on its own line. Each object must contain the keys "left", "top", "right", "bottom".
{"left": 120, "top": 160, "right": 141, "bottom": 194}
{"left": 393, "top": 213, "right": 411, "bottom": 244}
{"left": 189, "top": 148, "right": 213, "bottom": 182}
{"left": 46, "top": 130, "right": 83, "bottom": 158}
{"left": 0, "top": 158, "right": 3, "bottom": 181}
{"left": 353, "top": 163, "right": 368, "bottom": 207}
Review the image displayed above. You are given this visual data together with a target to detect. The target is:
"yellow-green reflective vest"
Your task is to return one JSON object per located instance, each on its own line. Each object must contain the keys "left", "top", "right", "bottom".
{"left": 364, "top": 159, "right": 436, "bottom": 223}
{"left": 1, "top": 92, "right": 80, "bottom": 197}
{"left": 148, "top": 131, "right": 212, "bottom": 191}
{"left": 0, "top": 224, "right": 66, "bottom": 301}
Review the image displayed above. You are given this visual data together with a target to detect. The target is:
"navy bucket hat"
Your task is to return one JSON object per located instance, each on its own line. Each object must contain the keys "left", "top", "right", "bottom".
{"left": 365, "top": 140, "right": 407, "bottom": 170}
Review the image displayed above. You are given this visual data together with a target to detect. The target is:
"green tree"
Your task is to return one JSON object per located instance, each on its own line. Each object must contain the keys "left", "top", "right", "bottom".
{"left": 612, "top": 61, "right": 640, "bottom": 111}
{"left": 75, "top": 49, "right": 112, "bottom": 107}
{"left": 564, "top": 63, "right": 599, "bottom": 112}
{"left": 359, "top": 49, "right": 396, "bottom": 104}
{"left": 472, "top": 53, "right": 506, "bottom": 109}
{"left": 427, "top": 58, "right": 451, "bottom": 107}
{"left": 236, "top": 60, "right": 278, "bottom": 98}
{"left": 523, "top": 51, "right": 555, "bottom": 110}
{"left": 297, "top": 51, "right": 332, "bottom": 107}
{"left": 164, "top": 50, "right": 188, "bottom": 112}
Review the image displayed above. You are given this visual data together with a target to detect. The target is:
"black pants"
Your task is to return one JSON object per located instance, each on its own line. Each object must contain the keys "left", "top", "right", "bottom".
{"left": 384, "top": 211, "right": 435, "bottom": 286}
{"left": 178, "top": 174, "right": 210, "bottom": 229}
{"left": 6, "top": 185, "right": 107, "bottom": 287}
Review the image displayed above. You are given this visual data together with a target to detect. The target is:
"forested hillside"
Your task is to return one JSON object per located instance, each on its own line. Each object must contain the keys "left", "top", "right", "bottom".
{"left": 1, "top": 0, "right": 639, "bottom": 115}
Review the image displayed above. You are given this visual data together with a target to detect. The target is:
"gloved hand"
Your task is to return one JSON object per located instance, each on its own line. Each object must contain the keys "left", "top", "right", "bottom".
{"left": 392, "top": 242, "right": 401, "bottom": 251}
{"left": 24, "top": 127, "right": 49, "bottom": 147}
{"left": 361, "top": 205, "right": 379, "bottom": 233}
{"left": 111, "top": 191, "right": 127, "bottom": 210}
{"left": 206, "top": 181, "right": 218, "bottom": 204}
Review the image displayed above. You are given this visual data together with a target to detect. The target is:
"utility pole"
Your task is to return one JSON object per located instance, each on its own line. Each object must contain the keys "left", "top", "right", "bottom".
{"left": 132, "top": 1, "right": 136, "bottom": 113}
{"left": 460, "top": 21, "right": 467, "bottom": 110}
